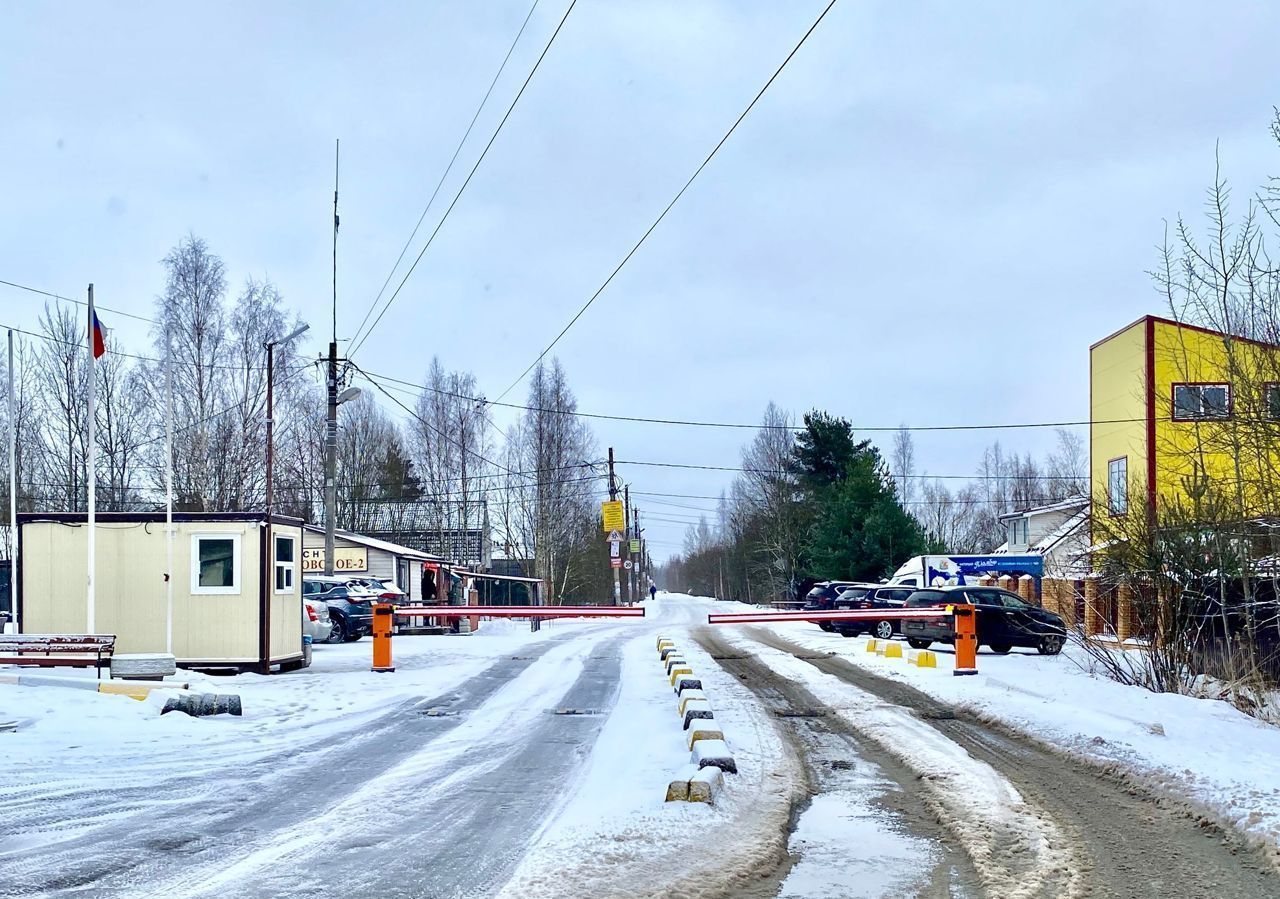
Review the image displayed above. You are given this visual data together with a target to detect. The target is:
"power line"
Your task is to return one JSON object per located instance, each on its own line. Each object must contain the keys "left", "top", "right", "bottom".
{"left": 348, "top": 0, "right": 577, "bottom": 359}
{"left": 360, "top": 367, "right": 1162, "bottom": 433}
{"left": 349, "top": 0, "right": 542, "bottom": 352}
{"left": 0, "top": 278, "right": 157, "bottom": 325}
{"left": 1, "top": 320, "right": 285, "bottom": 372}
{"left": 613, "top": 458, "right": 1087, "bottom": 480}
{"left": 490, "top": 0, "right": 839, "bottom": 404}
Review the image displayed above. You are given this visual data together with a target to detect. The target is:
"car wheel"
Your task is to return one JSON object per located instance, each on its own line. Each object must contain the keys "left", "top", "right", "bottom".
{"left": 1037, "top": 635, "right": 1065, "bottom": 655}
{"left": 344, "top": 630, "right": 364, "bottom": 643}
{"left": 906, "top": 638, "right": 931, "bottom": 650}
{"left": 327, "top": 616, "right": 346, "bottom": 644}
{"left": 839, "top": 629, "right": 858, "bottom": 638}
{"left": 819, "top": 622, "right": 833, "bottom": 632}
{"left": 874, "top": 620, "right": 894, "bottom": 640}
{"left": 989, "top": 644, "right": 1013, "bottom": 654}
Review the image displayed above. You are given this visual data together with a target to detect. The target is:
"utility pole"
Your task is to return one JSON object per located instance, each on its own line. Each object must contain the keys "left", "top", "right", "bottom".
{"left": 608, "top": 447, "right": 620, "bottom": 605}
{"left": 622, "top": 484, "right": 631, "bottom": 604}
{"left": 325, "top": 138, "right": 340, "bottom": 578}
{"left": 633, "top": 505, "right": 640, "bottom": 600}
{"left": 325, "top": 340, "right": 337, "bottom": 576}
{"left": 7, "top": 329, "right": 17, "bottom": 633}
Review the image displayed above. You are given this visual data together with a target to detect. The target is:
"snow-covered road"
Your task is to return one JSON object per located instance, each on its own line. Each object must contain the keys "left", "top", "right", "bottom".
{"left": 1, "top": 597, "right": 803, "bottom": 899}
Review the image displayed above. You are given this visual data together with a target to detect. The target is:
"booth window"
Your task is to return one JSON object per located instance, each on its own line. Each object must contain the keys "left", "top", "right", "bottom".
{"left": 1107, "top": 457, "right": 1128, "bottom": 516}
{"left": 274, "top": 535, "right": 296, "bottom": 593}
{"left": 1172, "top": 383, "right": 1230, "bottom": 421}
{"left": 191, "top": 533, "right": 241, "bottom": 595}
{"left": 1265, "top": 383, "right": 1280, "bottom": 420}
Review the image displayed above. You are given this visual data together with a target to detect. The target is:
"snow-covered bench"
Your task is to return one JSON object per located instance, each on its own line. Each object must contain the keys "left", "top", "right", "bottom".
{"left": 0, "top": 634, "right": 117, "bottom": 679}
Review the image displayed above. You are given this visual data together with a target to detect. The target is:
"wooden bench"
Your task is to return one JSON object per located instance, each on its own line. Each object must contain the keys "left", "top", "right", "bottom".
{"left": 0, "top": 634, "right": 118, "bottom": 679}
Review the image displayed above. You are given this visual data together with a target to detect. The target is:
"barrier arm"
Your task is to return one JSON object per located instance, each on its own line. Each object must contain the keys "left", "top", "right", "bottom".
{"left": 394, "top": 605, "right": 645, "bottom": 618}
{"left": 706, "top": 604, "right": 979, "bottom": 677}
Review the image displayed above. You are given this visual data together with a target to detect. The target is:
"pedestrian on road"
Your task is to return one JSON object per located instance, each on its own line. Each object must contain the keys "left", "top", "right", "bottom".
{"left": 649, "top": 584, "right": 657, "bottom": 601}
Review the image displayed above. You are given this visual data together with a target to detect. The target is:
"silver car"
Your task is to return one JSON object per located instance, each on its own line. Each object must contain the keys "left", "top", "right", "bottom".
{"left": 302, "top": 597, "right": 332, "bottom": 644}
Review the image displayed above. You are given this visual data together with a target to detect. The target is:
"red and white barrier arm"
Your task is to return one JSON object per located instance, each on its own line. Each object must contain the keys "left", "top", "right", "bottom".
{"left": 395, "top": 605, "right": 645, "bottom": 619}
{"left": 707, "top": 607, "right": 964, "bottom": 625}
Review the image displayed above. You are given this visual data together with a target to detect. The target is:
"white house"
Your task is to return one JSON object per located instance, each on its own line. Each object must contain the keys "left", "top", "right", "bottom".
{"left": 995, "top": 495, "right": 1090, "bottom": 579}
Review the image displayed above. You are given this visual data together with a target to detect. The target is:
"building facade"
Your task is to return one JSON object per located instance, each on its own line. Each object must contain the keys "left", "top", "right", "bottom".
{"left": 1090, "top": 315, "right": 1280, "bottom": 519}
{"left": 18, "top": 512, "right": 305, "bottom": 672}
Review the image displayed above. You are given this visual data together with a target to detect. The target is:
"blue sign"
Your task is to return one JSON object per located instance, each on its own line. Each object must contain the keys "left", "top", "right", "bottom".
{"left": 924, "top": 554, "right": 1044, "bottom": 586}
{"left": 951, "top": 555, "right": 1043, "bottom": 576}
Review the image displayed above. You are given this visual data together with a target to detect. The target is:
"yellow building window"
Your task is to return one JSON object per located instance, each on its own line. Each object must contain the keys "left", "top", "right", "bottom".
{"left": 1107, "top": 457, "right": 1128, "bottom": 516}
{"left": 1172, "top": 383, "right": 1230, "bottom": 421}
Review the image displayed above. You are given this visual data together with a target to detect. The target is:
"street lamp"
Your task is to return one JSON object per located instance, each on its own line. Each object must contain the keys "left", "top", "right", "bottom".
{"left": 262, "top": 323, "right": 309, "bottom": 674}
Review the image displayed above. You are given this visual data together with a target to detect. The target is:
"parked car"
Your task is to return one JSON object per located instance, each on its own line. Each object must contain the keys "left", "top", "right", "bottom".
{"left": 831, "top": 585, "right": 917, "bottom": 640}
{"left": 302, "top": 597, "right": 332, "bottom": 644}
{"left": 803, "top": 581, "right": 866, "bottom": 631}
{"left": 303, "top": 576, "right": 377, "bottom": 643}
{"left": 899, "top": 585, "right": 1066, "bottom": 655}
{"left": 349, "top": 576, "right": 408, "bottom": 605}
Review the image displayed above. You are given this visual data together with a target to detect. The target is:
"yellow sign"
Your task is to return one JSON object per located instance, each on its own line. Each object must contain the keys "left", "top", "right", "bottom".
{"left": 303, "top": 546, "right": 368, "bottom": 573}
{"left": 601, "top": 500, "right": 625, "bottom": 532}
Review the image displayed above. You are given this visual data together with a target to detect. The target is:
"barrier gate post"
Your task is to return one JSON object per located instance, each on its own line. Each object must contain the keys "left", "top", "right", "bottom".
{"left": 949, "top": 603, "right": 977, "bottom": 676}
{"left": 372, "top": 602, "right": 395, "bottom": 673}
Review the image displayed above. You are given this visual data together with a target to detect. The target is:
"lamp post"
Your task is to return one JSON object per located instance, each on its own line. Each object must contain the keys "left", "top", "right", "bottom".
{"left": 262, "top": 323, "right": 309, "bottom": 674}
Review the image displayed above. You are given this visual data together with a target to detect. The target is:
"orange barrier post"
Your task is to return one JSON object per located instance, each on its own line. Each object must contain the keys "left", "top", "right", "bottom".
{"left": 949, "top": 603, "right": 977, "bottom": 676}
{"left": 372, "top": 602, "right": 395, "bottom": 673}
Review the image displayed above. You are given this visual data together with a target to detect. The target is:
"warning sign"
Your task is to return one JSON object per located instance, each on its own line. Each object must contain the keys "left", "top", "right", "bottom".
{"left": 601, "top": 501, "right": 625, "bottom": 532}
{"left": 610, "top": 557, "right": 623, "bottom": 569}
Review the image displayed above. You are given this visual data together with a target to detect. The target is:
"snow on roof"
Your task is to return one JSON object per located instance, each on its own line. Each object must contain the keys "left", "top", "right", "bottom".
{"left": 998, "top": 495, "right": 1089, "bottom": 521}
{"left": 302, "top": 524, "right": 443, "bottom": 561}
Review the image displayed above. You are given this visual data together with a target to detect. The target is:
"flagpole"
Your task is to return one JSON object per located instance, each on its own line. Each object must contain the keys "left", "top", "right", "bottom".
{"left": 86, "top": 284, "right": 96, "bottom": 634}
{"left": 164, "top": 325, "right": 174, "bottom": 654}
{"left": 7, "top": 329, "right": 17, "bottom": 634}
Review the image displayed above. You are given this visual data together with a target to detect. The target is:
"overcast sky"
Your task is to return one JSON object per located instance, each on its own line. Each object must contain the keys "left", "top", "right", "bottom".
{"left": 3, "top": 1, "right": 1279, "bottom": 557}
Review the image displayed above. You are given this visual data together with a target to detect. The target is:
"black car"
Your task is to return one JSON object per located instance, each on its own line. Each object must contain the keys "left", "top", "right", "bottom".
{"left": 803, "top": 581, "right": 866, "bottom": 631}
{"left": 831, "top": 585, "right": 917, "bottom": 640}
{"left": 303, "top": 576, "right": 376, "bottom": 643}
{"left": 900, "top": 586, "right": 1066, "bottom": 655}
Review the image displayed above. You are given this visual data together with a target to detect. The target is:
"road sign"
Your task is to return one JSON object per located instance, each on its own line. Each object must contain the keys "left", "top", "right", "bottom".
{"left": 610, "top": 541, "right": 620, "bottom": 558}
{"left": 623, "top": 560, "right": 633, "bottom": 570}
{"left": 610, "top": 557, "right": 623, "bottom": 569}
{"left": 601, "top": 501, "right": 625, "bottom": 532}
{"left": 629, "top": 538, "right": 640, "bottom": 553}
{"left": 607, "top": 529, "right": 623, "bottom": 543}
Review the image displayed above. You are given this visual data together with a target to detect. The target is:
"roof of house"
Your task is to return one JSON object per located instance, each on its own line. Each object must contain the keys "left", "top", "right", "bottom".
{"left": 301, "top": 524, "right": 442, "bottom": 562}
{"left": 1089, "top": 314, "right": 1280, "bottom": 352}
{"left": 993, "top": 503, "right": 1090, "bottom": 557}
{"left": 998, "top": 495, "right": 1089, "bottom": 522}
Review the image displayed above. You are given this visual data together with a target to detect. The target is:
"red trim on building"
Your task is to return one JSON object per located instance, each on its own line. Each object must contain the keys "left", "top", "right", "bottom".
{"left": 1145, "top": 318, "right": 1157, "bottom": 513}
{"left": 1092, "top": 313, "right": 1280, "bottom": 352}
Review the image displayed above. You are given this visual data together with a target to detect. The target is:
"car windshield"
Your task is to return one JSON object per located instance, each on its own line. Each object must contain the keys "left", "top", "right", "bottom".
{"left": 837, "top": 588, "right": 871, "bottom": 600}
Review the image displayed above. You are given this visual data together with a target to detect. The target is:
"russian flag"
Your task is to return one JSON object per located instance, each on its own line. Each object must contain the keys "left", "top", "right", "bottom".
{"left": 90, "top": 307, "right": 106, "bottom": 359}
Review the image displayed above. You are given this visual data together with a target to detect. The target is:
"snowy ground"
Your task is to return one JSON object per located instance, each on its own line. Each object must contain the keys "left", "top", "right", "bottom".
{"left": 8, "top": 591, "right": 1277, "bottom": 897}
{"left": 0, "top": 597, "right": 807, "bottom": 899}
{"left": 710, "top": 596, "right": 1280, "bottom": 860}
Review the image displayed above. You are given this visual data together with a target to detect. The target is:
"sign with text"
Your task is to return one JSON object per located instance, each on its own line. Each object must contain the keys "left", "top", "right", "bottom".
{"left": 601, "top": 501, "right": 625, "bottom": 532}
{"left": 610, "top": 542, "right": 620, "bottom": 558}
{"left": 610, "top": 557, "right": 623, "bottom": 569}
{"left": 629, "top": 539, "right": 640, "bottom": 554}
{"left": 303, "top": 546, "right": 369, "bottom": 573}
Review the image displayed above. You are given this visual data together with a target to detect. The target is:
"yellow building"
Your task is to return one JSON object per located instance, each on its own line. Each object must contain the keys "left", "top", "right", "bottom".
{"left": 1090, "top": 315, "right": 1280, "bottom": 519}
{"left": 18, "top": 512, "right": 305, "bottom": 673}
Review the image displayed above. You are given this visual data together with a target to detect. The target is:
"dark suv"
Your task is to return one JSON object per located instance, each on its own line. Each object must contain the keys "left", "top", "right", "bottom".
{"left": 803, "top": 581, "right": 865, "bottom": 631}
{"left": 303, "top": 576, "right": 376, "bottom": 643}
{"left": 900, "top": 586, "right": 1066, "bottom": 655}
{"left": 831, "top": 585, "right": 916, "bottom": 640}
